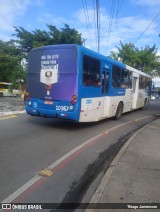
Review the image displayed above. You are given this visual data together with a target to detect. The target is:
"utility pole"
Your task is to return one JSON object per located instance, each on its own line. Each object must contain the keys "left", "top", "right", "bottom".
{"left": 82, "top": 38, "right": 87, "bottom": 47}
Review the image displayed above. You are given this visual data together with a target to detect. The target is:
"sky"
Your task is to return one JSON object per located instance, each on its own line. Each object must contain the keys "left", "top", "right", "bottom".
{"left": 0, "top": 0, "right": 160, "bottom": 85}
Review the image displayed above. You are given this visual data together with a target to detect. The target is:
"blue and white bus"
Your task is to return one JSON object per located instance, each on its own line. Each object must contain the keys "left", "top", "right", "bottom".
{"left": 25, "top": 44, "right": 152, "bottom": 122}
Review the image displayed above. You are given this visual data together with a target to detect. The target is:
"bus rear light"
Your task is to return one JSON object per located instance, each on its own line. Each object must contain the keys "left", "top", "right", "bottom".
{"left": 71, "top": 100, "right": 76, "bottom": 105}
{"left": 26, "top": 92, "right": 29, "bottom": 97}
{"left": 71, "top": 95, "right": 77, "bottom": 105}
{"left": 26, "top": 92, "right": 30, "bottom": 101}
{"left": 26, "top": 96, "right": 30, "bottom": 101}
{"left": 72, "top": 95, "right": 77, "bottom": 100}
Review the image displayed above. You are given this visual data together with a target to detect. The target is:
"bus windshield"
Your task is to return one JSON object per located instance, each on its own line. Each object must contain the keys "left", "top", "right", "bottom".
{"left": 27, "top": 46, "right": 78, "bottom": 101}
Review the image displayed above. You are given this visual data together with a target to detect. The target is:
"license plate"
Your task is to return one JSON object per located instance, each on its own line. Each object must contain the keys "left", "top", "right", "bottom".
{"left": 44, "top": 100, "right": 53, "bottom": 105}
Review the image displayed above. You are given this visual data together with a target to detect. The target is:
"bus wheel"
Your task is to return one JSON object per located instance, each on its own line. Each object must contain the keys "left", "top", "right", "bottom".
{"left": 114, "top": 102, "right": 123, "bottom": 120}
{"left": 0, "top": 92, "right": 3, "bottom": 97}
{"left": 142, "top": 99, "right": 148, "bottom": 110}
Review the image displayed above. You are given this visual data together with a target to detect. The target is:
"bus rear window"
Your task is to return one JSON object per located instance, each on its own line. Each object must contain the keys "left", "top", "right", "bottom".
{"left": 83, "top": 55, "right": 100, "bottom": 86}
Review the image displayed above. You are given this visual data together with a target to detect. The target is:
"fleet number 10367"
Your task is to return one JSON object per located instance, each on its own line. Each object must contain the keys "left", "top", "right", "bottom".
{"left": 56, "top": 105, "right": 70, "bottom": 111}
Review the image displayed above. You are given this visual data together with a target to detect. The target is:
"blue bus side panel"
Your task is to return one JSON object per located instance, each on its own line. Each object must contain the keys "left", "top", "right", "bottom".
{"left": 77, "top": 47, "right": 126, "bottom": 100}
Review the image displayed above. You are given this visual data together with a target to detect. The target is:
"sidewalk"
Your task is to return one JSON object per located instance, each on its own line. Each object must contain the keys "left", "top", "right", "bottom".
{"left": 87, "top": 118, "right": 160, "bottom": 211}
{"left": 0, "top": 97, "right": 25, "bottom": 116}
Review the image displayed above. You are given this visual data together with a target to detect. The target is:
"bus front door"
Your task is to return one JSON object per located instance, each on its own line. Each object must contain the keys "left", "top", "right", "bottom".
{"left": 102, "top": 70, "right": 110, "bottom": 118}
{"left": 132, "top": 74, "right": 139, "bottom": 109}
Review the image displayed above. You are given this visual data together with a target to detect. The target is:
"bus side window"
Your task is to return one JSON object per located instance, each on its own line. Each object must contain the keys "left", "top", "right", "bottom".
{"left": 139, "top": 75, "right": 146, "bottom": 89}
{"left": 83, "top": 55, "right": 100, "bottom": 87}
{"left": 112, "top": 65, "right": 121, "bottom": 88}
{"left": 102, "top": 71, "right": 109, "bottom": 93}
{"left": 133, "top": 77, "right": 137, "bottom": 93}
{"left": 102, "top": 72, "right": 105, "bottom": 93}
{"left": 121, "top": 69, "right": 130, "bottom": 88}
{"left": 129, "top": 71, "right": 133, "bottom": 88}
{"left": 105, "top": 72, "right": 109, "bottom": 93}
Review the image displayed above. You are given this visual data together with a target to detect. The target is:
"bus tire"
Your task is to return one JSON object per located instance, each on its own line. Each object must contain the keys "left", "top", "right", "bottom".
{"left": 141, "top": 99, "right": 148, "bottom": 110}
{"left": 0, "top": 92, "right": 3, "bottom": 97}
{"left": 114, "top": 102, "right": 123, "bottom": 120}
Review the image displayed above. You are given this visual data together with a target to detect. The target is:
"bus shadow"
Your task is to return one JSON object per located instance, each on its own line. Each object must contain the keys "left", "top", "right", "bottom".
{"left": 26, "top": 103, "right": 157, "bottom": 131}
{"left": 26, "top": 115, "right": 114, "bottom": 131}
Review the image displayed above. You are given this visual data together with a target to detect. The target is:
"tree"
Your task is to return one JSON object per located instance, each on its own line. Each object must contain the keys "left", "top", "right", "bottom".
{"left": 13, "top": 24, "right": 83, "bottom": 54}
{"left": 0, "top": 40, "right": 24, "bottom": 83}
{"left": 110, "top": 41, "right": 160, "bottom": 76}
{"left": 0, "top": 24, "right": 83, "bottom": 89}
{"left": 60, "top": 24, "right": 82, "bottom": 44}
{"left": 110, "top": 51, "right": 118, "bottom": 60}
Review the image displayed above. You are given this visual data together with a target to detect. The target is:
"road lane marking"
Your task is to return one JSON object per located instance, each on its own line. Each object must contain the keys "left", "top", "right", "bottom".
{"left": 1, "top": 132, "right": 106, "bottom": 204}
{"left": 0, "top": 115, "right": 17, "bottom": 121}
{"left": 1, "top": 114, "right": 158, "bottom": 204}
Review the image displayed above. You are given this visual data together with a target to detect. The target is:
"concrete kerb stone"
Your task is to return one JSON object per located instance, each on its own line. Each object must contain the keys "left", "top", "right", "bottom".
{"left": 85, "top": 121, "right": 154, "bottom": 212}
{"left": 0, "top": 110, "right": 25, "bottom": 116}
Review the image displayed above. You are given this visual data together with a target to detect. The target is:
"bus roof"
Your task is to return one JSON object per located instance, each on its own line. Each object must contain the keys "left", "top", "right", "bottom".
{"left": 29, "top": 44, "right": 152, "bottom": 78}
{"left": 126, "top": 65, "right": 152, "bottom": 78}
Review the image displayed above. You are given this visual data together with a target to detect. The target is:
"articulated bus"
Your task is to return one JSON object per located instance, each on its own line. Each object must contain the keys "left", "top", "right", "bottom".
{"left": 0, "top": 82, "right": 19, "bottom": 97}
{"left": 25, "top": 44, "right": 152, "bottom": 122}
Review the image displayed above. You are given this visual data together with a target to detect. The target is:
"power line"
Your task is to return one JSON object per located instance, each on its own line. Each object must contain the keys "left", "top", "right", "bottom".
{"left": 81, "top": 0, "right": 93, "bottom": 48}
{"left": 115, "top": 0, "right": 123, "bottom": 30}
{"left": 96, "top": 0, "right": 100, "bottom": 52}
{"left": 82, "top": 0, "right": 89, "bottom": 36}
{"left": 84, "top": 0, "right": 91, "bottom": 36}
{"left": 115, "top": 0, "right": 120, "bottom": 29}
{"left": 93, "top": 0, "right": 98, "bottom": 51}
{"left": 106, "top": 0, "right": 116, "bottom": 46}
{"left": 134, "top": 12, "right": 160, "bottom": 44}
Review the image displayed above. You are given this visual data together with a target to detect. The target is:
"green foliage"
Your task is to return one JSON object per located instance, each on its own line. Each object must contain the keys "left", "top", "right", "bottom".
{"left": 1, "top": 24, "right": 83, "bottom": 89}
{"left": 110, "top": 51, "right": 118, "bottom": 60}
{"left": 0, "top": 40, "right": 24, "bottom": 84}
{"left": 110, "top": 41, "right": 160, "bottom": 76}
{"left": 13, "top": 24, "right": 83, "bottom": 54}
{"left": 10, "top": 65, "right": 26, "bottom": 90}
{"left": 13, "top": 27, "right": 34, "bottom": 54}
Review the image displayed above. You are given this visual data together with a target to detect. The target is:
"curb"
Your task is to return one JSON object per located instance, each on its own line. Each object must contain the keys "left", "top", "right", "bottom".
{"left": 85, "top": 121, "right": 152, "bottom": 212}
{"left": 0, "top": 110, "right": 25, "bottom": 116}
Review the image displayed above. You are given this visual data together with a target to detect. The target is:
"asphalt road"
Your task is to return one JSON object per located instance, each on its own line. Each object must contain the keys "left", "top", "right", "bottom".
{"left": 0, "top": 100, "right": 160, "bottom": 211}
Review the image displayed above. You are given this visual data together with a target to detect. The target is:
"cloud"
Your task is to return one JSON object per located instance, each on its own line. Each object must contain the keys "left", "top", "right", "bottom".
{"left": 131, "top": 0, "right": 160, "bottom": 6}
{"left": 0, "top": 0, "right": 30, "bottom": 38}
{"left": 37, "top": 13, "right": 67, "bottom": 27}
{"left": 73, "top": 7, "right": 159, "bottom": 55}
{"left": 74, "top": 8, "right": 110, "bottom": 52}
{"left": 0, "top": 1, "right": 158, "bottom": 55}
